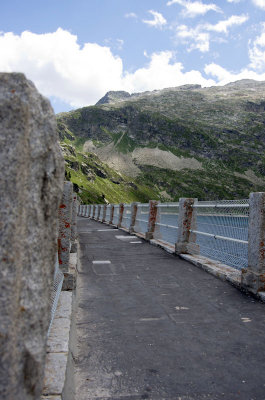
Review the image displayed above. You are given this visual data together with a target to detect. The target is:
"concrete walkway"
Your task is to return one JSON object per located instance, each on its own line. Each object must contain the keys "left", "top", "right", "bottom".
{"left": 72, "top": 217, "right": 265, "bottom": 400}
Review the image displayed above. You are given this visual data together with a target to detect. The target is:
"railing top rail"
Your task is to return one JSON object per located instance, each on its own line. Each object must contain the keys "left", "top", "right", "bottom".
{"left": 157, "top": 203, "right": 179, "bottom": 208}
{"left": 193, "top": 203, "right": 249, "bottom": 208}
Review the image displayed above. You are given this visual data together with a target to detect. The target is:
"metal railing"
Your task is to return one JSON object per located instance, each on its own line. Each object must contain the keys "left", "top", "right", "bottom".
{"left": 154, "top": 202, "right": 179, "bottom": 246}
{"left": 81, "top": 199, "right": 249, "bottom": 270}
{"left": 192, "top": 199, "right": 249, "bottom": 270}
{"left": 121, "top": 204, "right": 131, "bottom": 230}
{"left": 112, "top": 205, "right": 120, "bottom": 226}
{"left": 134, "top": 203, "right": 149, "bottom": 235}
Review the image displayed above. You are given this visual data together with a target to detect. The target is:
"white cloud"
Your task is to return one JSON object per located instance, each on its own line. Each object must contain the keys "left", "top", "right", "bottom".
{"left": 0, "top": 29, "right": 124, "bottom": 108}
{"left": 167, "top": 0, "right": 221, "bottom": 17}
{"left": 142, "top": 10, "right": 167, "bottom": 28}
{"left": 252, "top": 0, "right": 265, "bottom": 10}
{"left": 125, "top": 12, "right": 138, "bottom": 19}
{"left": 123, "top": 51, "right": 216, "bottom": 92}
{"left": 1, "top": 28, "right": 265, "bottom": 110}
{"left": 249, "top": 23, "right": 265, "bottom": 71}
{"left": 175, "top": 25, "right": 210, "bottom": 52}
{"left": 173, "top": 15, "right": 247, "bottom": 53}
{"left": 204, "top": 62, "right": 265, "bottom": 84}
{"left": 204, "top": 14, "right": 248, "bottom": 34}
{"left": 227, "top": 0, "right": 241, "bottom": 3}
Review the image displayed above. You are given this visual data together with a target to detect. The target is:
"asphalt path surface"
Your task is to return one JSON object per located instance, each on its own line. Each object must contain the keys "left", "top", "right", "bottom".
{"left": 72, "top": 217, "right": 265, "bottom": 400}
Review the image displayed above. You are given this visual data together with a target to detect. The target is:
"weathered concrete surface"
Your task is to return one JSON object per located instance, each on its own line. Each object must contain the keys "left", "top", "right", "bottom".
{"left": 0, "top": 73, "right": 64, "bottom": 400}
{"left": 146, "top": 200, "right": 159, "bottom": 240}
{"left": 42, "top": 291, "right": 72, "bottom": 398}
{"left": 71, "top": 218, "right": 265, "bottom": 400}
{"left": 242, "top": 192, "right": 265, "bottom": 293}
{"left": 58, "top": 182, "right": 73, "bottom": 272}
{"left": 175, "top": 197, "right": 199, "bottom": 255}
{"left": 70, "top": 193, "right": 78, "bottom": 253}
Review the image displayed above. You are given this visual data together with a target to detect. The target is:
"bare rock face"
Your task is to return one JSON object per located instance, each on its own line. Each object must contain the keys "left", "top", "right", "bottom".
{"left": 0, "top": 73, "right": 65, "bottom": 400}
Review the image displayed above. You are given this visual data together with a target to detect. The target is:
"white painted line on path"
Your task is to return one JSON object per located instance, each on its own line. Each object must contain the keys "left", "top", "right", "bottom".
{"left": 92, "top": 260, "right": 111, "bottom": 264}
{"left": 130, "top": 241, "right": 142, "bottom": 244}
{"left": 98, "top": 229, "right": 118, "bottom": 232}
{"left": 115, "top": 235, "right": 138, "bottom": 240}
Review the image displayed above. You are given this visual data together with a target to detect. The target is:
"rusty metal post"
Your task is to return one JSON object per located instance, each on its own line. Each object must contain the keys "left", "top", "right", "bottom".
{"left": 102, "top": 204, "right": 107, "bottom": 223}
{"left": 118, "top": 203, "right": 125, "bottom": 228}
{"left": 145, "top": 200, "right": 159, "bottom": 240}
{"left": 175, "top": 198, "right": 199, "bottom": 255}
{"left": 129, "top": 202, "right": 138, "bottom": 233}
{"left": 242, "top": 192, "right": 265, "bottom": 294}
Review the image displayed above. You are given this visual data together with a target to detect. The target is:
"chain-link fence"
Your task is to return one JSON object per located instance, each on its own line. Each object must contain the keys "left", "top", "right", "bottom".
{"left": 121, "top": 204, "right": 131, "bottom": 230}
{"left": 112, "top": 205, "right": 120, "bottom": 225}
{"left": 153, "top": 203, "right": 179, "bottom": 245}
{"left": 48, "top": 253, "right": 64, "bottom": 336}
{"left": 191, "top": 199, "right": 249, "bottom": 270}
{"left": 134, "top": 203, "right": 149, "bottom": 235}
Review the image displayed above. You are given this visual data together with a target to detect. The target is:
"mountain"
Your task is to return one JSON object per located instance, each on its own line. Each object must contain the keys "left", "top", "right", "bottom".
{"left": 57, "top": 80, "right": 265, "bottom": 203}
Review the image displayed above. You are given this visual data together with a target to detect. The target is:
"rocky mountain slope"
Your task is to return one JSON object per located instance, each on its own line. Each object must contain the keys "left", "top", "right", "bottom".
{"left": 57, "top": 80, "right": 265, "bottom": 203}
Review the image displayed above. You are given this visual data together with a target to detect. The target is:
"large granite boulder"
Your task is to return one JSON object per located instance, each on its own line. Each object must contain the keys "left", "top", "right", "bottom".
{"left": 0, "top": 73, "right": 65, "bottom": 400}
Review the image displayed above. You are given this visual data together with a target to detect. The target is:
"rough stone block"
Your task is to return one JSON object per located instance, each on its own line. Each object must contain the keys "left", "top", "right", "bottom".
{"left": 0, "top": 73, "right": 64, "bottom": 400}
{"left": 42, "top": 353, "right": 68, "bottom": 396}
{"left": 58, "top": 182, "right": 73, "bottom": 272}
{"left": 70, "top": 194, "right": 77, "bottom": 244}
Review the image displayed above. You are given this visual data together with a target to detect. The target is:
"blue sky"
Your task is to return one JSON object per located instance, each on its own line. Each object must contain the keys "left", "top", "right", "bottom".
{"left": 1, "top": 0, "right": 265, "bottom": 113}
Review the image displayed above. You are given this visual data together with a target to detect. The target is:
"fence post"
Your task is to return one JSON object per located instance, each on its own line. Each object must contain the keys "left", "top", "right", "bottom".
{"left": 58, "top": 181, "right": 73, "bottom": 272}
{"left": 129, "top": 202, "right": 138, "bottom": 233}
{"left": 92, "top": 205, "right": 96, "bottom": 219}
{"left": 102, "top": 204, "right": 107, "bottom": 222}
{"left": 241, "top": 192, "right": 265, "bottom": 294}
{"left": 145, "top": 200, "right": 159, "bottom": 240}
{"left": 70, "top": 193, "right": 78, "bottom": 253}
{"left": 175, "top": 198, "right": 199, "bottom": 255}
{"left": 118, "top": 203, "right": 124, "bottom": 228}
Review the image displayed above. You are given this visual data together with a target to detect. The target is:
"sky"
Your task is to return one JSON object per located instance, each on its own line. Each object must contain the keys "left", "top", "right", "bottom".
{"left": 1, "top": 0, "right": 265, "bottom": 113}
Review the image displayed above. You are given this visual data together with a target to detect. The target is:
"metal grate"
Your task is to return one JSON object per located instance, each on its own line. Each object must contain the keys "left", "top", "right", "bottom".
{"left": 134, "top": 203, "right": 149, "bottom": 235}
{"left": 192, "top": 199, "right": 249, "bottom": 270}
{"left": 154, "top": 202, "right": 179, "bottom": 245}
{"left": 48, "top": 253, "right": 64, "bottom": 337}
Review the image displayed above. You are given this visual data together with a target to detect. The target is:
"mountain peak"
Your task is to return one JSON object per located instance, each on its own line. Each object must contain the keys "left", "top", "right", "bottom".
{"left": 96, "top": 91, "right": 131, "bottom": 105}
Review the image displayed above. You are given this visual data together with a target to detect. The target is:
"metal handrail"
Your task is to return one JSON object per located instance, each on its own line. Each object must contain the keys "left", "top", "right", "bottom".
{"left": 190, "top": 229, "right": 248, "bottom": 245}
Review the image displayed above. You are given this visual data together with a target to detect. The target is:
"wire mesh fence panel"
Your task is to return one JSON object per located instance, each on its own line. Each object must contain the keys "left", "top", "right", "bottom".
{"left": 105, "top": 205, "right": 111, "bottom": 222}
{"left": 112, "top": 205, "right": 120, "bottom": 226}
{"left": 134, "top": 203, "right": 149, "bottom": 235}
{"left": 154, "top": 203, "right": 179, "bottom": 245}
{"left": 193, "top": 199, "right": 249, "bottom": 270}
{"left": 121, "top": 204, "right": 131, "bottom": 230}
{"left": 99, "top": 206, "right": 103, "bottom": 221}
{"left": 48, "top": 253, "right": 64, "bottom": 337}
